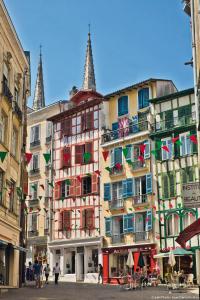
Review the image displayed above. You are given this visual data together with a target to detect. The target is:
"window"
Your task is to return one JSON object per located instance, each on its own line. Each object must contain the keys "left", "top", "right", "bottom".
{"left": 112, "top": 182, "right": 123, "bottom": 200}
{"left": 82, "top": 208, "right": 94, "bottom": 229}
{"left": 46, "top": 122, "right": 52, "bottom": 138}
{"left": 166, "top": 214, "right": 179, "bottom": 236}
{"left": 161, "top": 138, "right": 173, "bottom": 160}
{"left": 138, "top": 88, "right": 149, "bottom": 109}
{"left": 82, "top": 176, "right": 92, "bottom": 195}
{"left": 180, "top": 133, "right": 192, "bottom": 156}
{"left": 61, "top": 181, "right": 70, "bottom": 198}
{"left": 30, "top": 125, "right": 40, "bottom": 144}
{"left": 30, "top": 153, "right": 40, "bottom": 171}
{"left": 44, "top": 215, "right": 49, "bottom": 231}
{"left": 58, "top": 211, "right": 71, "bottom": 231}
{"left": 60, "top": 147, "right": 71, "bottom": 168}
{"left": 29, "top": 213, "right": 37, "bottom": 232}
{"left": 61, "top": 118, "right": 71, "bottom": 136}
{"left": 11, "top": 128, "right": 18, "bottom": 157}
{"left": 162, "top": 172, "right": 176, "bottom": 199}
{"left": 181, "top": 166, "right": 195, "bottom": 184}
{"left": 14, "top": 87, "right": 19, "bottom": 104}
{"left": 111, "top": 147, "right": 122, "bottom": 167}
{"left": 0, "top": 170, "right": 4, "bottom": 205}
{"left": 9, "top": 180, "right": 15, "bottom": 213}
{"left": 182, "top": 212, "right": 196, "bottom": 230}
{"left": 135, "top": 176, "right": 147, "bottom": 195}
{"left": 178, "top": 105, "right": 192, "bottom": 126}
{"left": 75, "top": 142, "right": 93, "bottom": 164}
{"left": 29, "top": 182, "right": 38, "bottom": 199}
{"left": 118, "top": 96, "right": 128, "bottom": 116}
{"left": 81, "top": 111, "right": 94, "bottom": 131}
{"left": 0, "top": 111, "right": 7, "bottom": 144}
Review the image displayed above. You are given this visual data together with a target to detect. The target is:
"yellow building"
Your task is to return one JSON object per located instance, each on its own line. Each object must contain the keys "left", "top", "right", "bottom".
{"left": 0, "top": 0, "right": 30, "bottom": 287}
{"left": 26, "top": 54, "right": 68, "bottom": 264}
{"left": 101, "top": 79, "right": 176, "bottom": 284}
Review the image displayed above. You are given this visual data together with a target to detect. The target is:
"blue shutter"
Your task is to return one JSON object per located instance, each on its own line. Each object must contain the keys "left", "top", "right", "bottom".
{"left": 145, "top": 210, "right": 152, "bottom": 231}
{"left": 127, "top": 178, "right": 133, "bottom": 197}
{"left": 112, "top": 122, "right": 119, "bottom": 139}
{"left": 132, "top": 115, "right": 139, "bottom": 133}
{"left": 146, "top": 173, "right": 152, "bottom": 194}
{"left": 104, "top": 183, "right": 111, "bottom": 201}
{"left": 123, "top": 214, "right": 133, "bottom": 233}
{"left": 144, "top": 140, "right": 150, "bottom": 159}
{"left": 132, "top": 178, "right": 135, "bottom": 196}
{"left": 118, "top": 96, "right": 128, "bottom": 116}
{"left": 138, "top": 88, "right": 149, "bottom": 109}
{"left": 122, "top": 180, "right": 127, "bottom": 198}
{"left": 126, "top": 145, "right": 132, "bottom": 161}
{"left": 123, "top": 215, "right": 128, "bottom": 233}
{"left": 114, "top": 147, "right": 122, "bottom": 164}
{"left": 105, "top": 218, "right": 112, "bottom": 236}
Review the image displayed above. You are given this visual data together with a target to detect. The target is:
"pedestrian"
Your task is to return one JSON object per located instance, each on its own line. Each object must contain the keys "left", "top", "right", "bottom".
{"left": 33, "top": 259, "right": 42, "bottom": 288}
{"left": 98, "top": 264, "right": 103, "bottom": 284}
{"left": 44, "top": 264, "right": 50, "bottom": 284}
{"left": 53, "top": 263, "right": 60, "bottom": 284}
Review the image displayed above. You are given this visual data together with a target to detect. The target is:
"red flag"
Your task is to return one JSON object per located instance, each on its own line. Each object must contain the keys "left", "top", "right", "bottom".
{"left": 25, "top": 153, "right": 32, "bottom": 164}
{"left": 138, "top": 155, "right": 144, "bottom": 162}
{"left": 169, "top": 203, "right": 173, "bottom": 208}
{"left": 40, "top": 184, "right": 45, "bottom": 190}
{"left": 63, "top": 153, "right": 70, "bottom": 161}
{"left": 189, "top": 135, "right": 198, "bottom": 144}
{"left": 139, "top": 144, "right": 146, "bottom": 154}
{"left": 172, "top": 137, "right": 179, "bottom": 143}
{"left": 162, "top": 145, "right": 169, "bottom": 153}
{"left": 115, "top": 163, "right": 121, "bottom": 170}
{"left": 95, "top": 170, "right": 101, "bottom": 176}
{"left": 176, "top": 218, "right": 200, "bottom": 248}
{"left": 102, "top": 151, "right": 109, "bottom": 161}
{"left": 77, "top": 176, "right": 81, "bottom": 183}
{"left": 56, "top": 181, "right": 62, "bottom": 186}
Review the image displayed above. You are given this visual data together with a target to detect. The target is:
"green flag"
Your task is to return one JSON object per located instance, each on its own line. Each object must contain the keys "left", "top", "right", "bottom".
{"left": 122, "top": 148, "right": 128, "bottom": 158}
{"left": 65, "top": 179, "right": 71, "bottom": 185}
{"left": 156, "top": 141, "right": 162, "bottom": 149}
{"left": 105, "top": 167, "right": 112, "bottom": 173}
{"left": 176, "top": 140, "right": 182, "bottom": 146}
{"left": 127, "top": 159, "right": 132, "bottom": 165}
{"left": 48, "top": 182, "right": 54, "bottom": 188}
{"left": 61, "top": 197, "right": 65, "bottom": 202}
{"left": 86, "top": 173, "right": 91, "bottom": 177}
{"left": 32, "top": 184, "right": 37, "bottom": 191}
{"left": 38, "top": 196, "right": 42, "bottom": 200}
{"left": 84, "top": 152, "right": 91, "bottom": 163}
{"left": 43, "top": 153, "right": 51, "bottom": 164}
{"left": 0, "top": 152, "right": 7, "bottom": 162}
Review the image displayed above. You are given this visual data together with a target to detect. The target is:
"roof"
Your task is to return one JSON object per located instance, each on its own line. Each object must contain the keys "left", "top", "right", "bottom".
{"left": 105, "top": 78, "right": 176, "bottom": 98}
{"left": 28, "top": 100, "right": 68, "bottom": 116}
{"left": 150, "top": 87, "right": 194, "bottom": 104}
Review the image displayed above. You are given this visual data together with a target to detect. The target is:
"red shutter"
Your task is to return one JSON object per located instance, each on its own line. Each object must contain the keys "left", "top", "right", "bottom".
{"left": 86, "top": 111, "right": 94, "bottom": 130}
{"left": 85, "top": 142, "right": 93, "bottom": 163}
{"left": 63, "top": 146, "right": 71, "bottom": 167}
{"left": 58, "top": 212, "right": 63, "bottom": 230}
{"left": 60, "top": 148, "right": 64, "bottom": 169}
{"left": 55, "top": 182, "right": 61, "bottom": 199}
{"left": 76, "top": 178, "right": 81, "bottom": 196}
{"left": 69, "top": 179, "right": 75, "bottom": 196}
{"left": 92, "top": 173, "right": 98, "bottom": 193}
{"left": 63, "top": 210, "right": 71, "bottom": 229}
{"left": 75, "top": 145, "right": 83, "bottom": 164}
{"left": 86, "top": 209, "right": 94, "bottom": 229}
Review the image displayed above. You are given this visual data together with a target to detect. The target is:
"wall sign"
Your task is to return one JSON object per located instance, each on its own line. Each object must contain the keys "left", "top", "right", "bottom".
{"left": 182, "top": 182, "right": 200, "bottom": 208}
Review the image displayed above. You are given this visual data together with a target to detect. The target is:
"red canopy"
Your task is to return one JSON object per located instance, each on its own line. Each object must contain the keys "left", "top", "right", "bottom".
{"left": 176, "top": 218, "right": 200, "bottom": 248}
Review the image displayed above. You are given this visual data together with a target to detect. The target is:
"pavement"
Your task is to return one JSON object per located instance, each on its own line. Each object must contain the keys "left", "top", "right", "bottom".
{"left": 0, "top": 282, "right": 199, "bottom": 300}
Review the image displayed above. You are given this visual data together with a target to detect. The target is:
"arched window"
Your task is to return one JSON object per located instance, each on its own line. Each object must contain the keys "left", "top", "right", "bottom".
{"left": 182, "top": 211, "right": 196, "bottom": 230}
{"left": 166, "top": 213, "right": 179, "bottom": 236}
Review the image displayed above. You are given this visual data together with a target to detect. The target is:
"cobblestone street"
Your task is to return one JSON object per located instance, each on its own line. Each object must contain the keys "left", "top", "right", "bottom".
{"left": 0, "top": 283, "right": 199, "bottom": 300}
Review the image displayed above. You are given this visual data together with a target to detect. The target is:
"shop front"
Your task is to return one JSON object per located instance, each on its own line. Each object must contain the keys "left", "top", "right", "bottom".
{"left": 48, "top": 237, "right": 102, "bottom": 283}
{"left": 102, "top": 244, "right": 157, "bottom": 284}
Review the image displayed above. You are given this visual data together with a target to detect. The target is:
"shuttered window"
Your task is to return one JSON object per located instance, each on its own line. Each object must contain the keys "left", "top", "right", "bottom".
{"left": 82, "top": 208, "right": 94, "bottom": 229}
{"left": 118, "top": 96, "right": 128, "bottom": 116}
{"left": 105, "top": 218, "right": 112, "bottom": 236}
{"left": 104, "top": 183, "right": 111, "bottom": 201}
{"left": 61, "top": 118, "right": 72, "bottom": 136}
{"left": 138, "top": 88, "right": 149, "bottom": 109}
{"left": 81, "top": 111, "right": 94, "bottom": 131}
{"left": 123, "top": 214, "right": 134, "bottom": 233}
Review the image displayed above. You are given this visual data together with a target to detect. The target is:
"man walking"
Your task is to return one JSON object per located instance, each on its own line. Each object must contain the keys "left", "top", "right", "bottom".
{"left": 44, "top": 264, "right": 50, "bottom": 284}
{"left": 33, "top": 259, "right": 42, "bottom": 288}
{"left": 53, "top": 262, "right": 61, "bottom": 284}
{"left": 98, "top": 264, "right": 103, "bottom": 284}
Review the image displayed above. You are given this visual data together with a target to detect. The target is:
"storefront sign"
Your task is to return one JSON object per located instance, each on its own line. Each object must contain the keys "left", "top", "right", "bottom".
{"left": 182, "top": 182, "right": 200, "bottom": 208}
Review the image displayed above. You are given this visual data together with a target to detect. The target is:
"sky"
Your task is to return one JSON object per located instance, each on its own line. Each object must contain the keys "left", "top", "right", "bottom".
{"left": 4, "top": 0, "right": 193, "bottom": 107}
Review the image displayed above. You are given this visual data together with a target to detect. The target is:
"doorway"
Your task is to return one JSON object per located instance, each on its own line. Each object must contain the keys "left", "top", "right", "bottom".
{"left": 76, "top": 253, "right": 84, "bottom": 281}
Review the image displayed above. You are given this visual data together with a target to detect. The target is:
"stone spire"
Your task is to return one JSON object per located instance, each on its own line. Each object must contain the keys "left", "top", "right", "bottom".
{"left": 82, "top": 28, "right": 96, "bottom": 91}
{"left": 33, "top": 46, "right": 45, "bottom": 110}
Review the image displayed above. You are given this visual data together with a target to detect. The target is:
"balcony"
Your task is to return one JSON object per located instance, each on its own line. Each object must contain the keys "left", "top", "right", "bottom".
{"left": 133, "top": 194, "right": 148, "bottom": 205}
{"left": 2, "top": 81, "right": 13, "bottom": 104}
{"left": 102, "top": 120, "right": 148, "bottom": 145}
{"left": 152, "top": 114, "right": 195, "bottom": 133}
{"left": 110, "top": 165, "right": 124, "bottom": 176}
{"left": 111, "top": 234, "right": 124, "bottom": 244}
{"left": 13, "top": 101, "right": 22, "bottom": 120}
{"left": 46, "top": 136, "right": 51, "bottom": 144}
{"left": 134, "top": 231, "right": 149, "bottom": 242}
{"left": 29, "top": 168, "right": 40, "bottom": 176}
{"left": 131, "top": 160, "right": 146, "bottom": 171}
{"left": 30, "top": 140, "right": 41, "bottom": 148}
{"left": 28, "top": 230, "right": 39, "bottom": 238}
{"left": 109, "top": 198, "right": 124, "bottom": 210}
{"left": 28, "top": 198, "right": 39, "bottom": 207}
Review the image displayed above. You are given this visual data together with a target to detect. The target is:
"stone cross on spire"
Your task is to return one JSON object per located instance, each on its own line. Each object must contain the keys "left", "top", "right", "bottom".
{"left": 82, "top": 27, "right": 96, "bottom": 91}
{"left": 33, "top": 46, "right": 45, "bottom": 110}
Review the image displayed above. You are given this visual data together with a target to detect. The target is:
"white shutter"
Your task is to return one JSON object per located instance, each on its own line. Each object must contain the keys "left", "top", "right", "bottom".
{"left": 28, "top": 214, "right": 33, "bottom": 231}
{"left": 173, "top": 110, "right": 178, "bottom": 126}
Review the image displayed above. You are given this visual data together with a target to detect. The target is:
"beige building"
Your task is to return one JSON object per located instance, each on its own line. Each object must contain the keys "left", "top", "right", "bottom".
{"left": 26, "top": 53, "right": 67, "bottom": 264}
{"left": 0, "top": 0, "right": 30, "bottom": 287}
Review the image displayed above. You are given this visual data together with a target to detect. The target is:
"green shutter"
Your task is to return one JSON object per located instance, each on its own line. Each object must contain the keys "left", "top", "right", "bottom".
{"left": 104, "top": 183, "right": 111, "bottom": 201}
{"left": 169, "top": 172, "right": 176, "bottom": 197}
{"left": 162, "top": 174, "right": 169, "bottom": 199}
{"left": 105, "top": 218, "right": 112, "bottom": 236}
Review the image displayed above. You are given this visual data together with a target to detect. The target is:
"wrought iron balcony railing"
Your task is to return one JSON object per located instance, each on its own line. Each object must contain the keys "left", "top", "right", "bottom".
{"left": 152, "top": 114, "right": 195, "bottom": 132}
{"left": 109, "top": 198, "right": 124, "bottom": 210}
{"left": 2, "top": 81, "right": 13, "bottom": 104}
{"left": 111, "top": 234, "right": 124, "bottom": 244}
{"left": 133, "top": 194, "right": 148, "bottom": 205}
{"left": 28, "top": 230, "right": 39, "bottom": 238}
{"left": 30, "top": 140, "right": 41, "bottom": 148}
{"left": 13, "top": 101, "right": 22, "bottom": 120}
{"left": 29, "top": 168, "right": 40, "bottom": 176}
{"left": 134, "top": 231, "right": 149, "bottom": 242}
{"left": 110, "top": 165, "right": 124, "bottom": 176}
{"left": 102, "top": 120, "right": 148, "bottom": 144}
{"left": 131, "top": 160, "right": 145, "bottom": 170}
{"left": 28, "top": 199, "right": 39, "bottom": 207}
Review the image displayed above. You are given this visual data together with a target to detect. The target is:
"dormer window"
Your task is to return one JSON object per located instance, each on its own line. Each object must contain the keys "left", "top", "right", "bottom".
{"left": 138, "top": 88, "right": 149, "bottom": 109}
{"left": 118, "top": 96, "right": 128, "bottom": 117}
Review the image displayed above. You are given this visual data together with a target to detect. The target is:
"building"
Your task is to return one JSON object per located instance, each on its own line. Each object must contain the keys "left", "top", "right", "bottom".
{"left": 48, "top": 32, "right": 104, "bottom": 283}
{"left": 101, "top": 79, "right": 177, "bottom": 284}
{"left": 0, "top": 0, "right": 30, "bottom": 287}
{"left": 183, "top": 0, "right": 200, "bottom": 167}
{"left": 149, "top": 88, "right": 199, "bottom": 278}
{"left": 26, "top": 52, "right": 67, "bottom": 264}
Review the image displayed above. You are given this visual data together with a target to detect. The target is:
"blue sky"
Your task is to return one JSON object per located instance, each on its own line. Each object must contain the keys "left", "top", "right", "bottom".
{"left": 5, "top": 0, "right": 193, "bottom": 107}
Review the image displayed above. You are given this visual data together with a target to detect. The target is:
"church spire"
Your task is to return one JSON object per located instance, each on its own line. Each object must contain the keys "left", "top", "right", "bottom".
{"left": 82, "top": 27, "right": 96, "bottom": 91}
{"left": 33, "top": 46, "right": 45, "bottom": 110}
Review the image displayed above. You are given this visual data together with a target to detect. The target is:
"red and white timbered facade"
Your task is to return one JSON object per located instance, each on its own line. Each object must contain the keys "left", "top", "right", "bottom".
{"left": 48, "top": 90, "right": 104, "bottom": 282}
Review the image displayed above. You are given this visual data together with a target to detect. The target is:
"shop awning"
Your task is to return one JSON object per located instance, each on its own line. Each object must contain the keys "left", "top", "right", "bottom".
{"left": 154, "top": 248, "right": 193, "bottom": 259}
{"left": 12, "top": 245, "right": 27, "bottom": 252}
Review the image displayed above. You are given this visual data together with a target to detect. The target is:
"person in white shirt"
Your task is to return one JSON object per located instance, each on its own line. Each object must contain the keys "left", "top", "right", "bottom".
{"left": 53, "top": 263, "right": 61, "bottom": 284}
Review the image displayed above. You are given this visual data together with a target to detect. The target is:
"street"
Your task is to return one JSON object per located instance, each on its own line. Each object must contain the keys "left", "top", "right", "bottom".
{"left": 0, "top": 283, "right": 199, "bottom": 300}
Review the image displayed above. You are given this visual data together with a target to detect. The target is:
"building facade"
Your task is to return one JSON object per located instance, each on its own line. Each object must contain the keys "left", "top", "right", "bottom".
{"left": 149, "top": 88, "right": 199, "bottom": 277}
{"left": 26, "top": 53, "right": 67, "bottom": 264}
{"left": 0, "top": 0, "right": 30, "bottom": 287}
{"left": 48, "top": 32, "right": 104, "bottom": 283}
{"left": 101, "top": 79, "right": 177, "bottom": 284}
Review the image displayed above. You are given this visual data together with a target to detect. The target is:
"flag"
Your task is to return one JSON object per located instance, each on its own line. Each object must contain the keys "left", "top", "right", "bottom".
{"left": 115, "top": 163, "right": 121, "bottom": 170}
{"left": 40, "top": 184, "right": 45, "bottom": 190}
{"left": 176, "top": 218, "right": 200, "bottom": 248}
{"left": 63, "top": 153, "right": 70, "bottom": 161}
{"left": 139, "top": 144, "right": 146, "bottom": 154}
{"left": 105, "top": 166, "right": 112, "bottom": 173}
{"left": 138, "top": 155, "right": 144, "bottom": 162}
{"left": 102, "top": 151, "right": 109, "bottom": 161}
{"left": 84, "top": 152, "right": 92, "bottom": 163}
{"left": 77, "top": 176, "right": 81, "bottom": 183}
{"left": 43, "top": 153, "right": 51, "bottom": 163}
{"left": 0, "top": 152, "right": 7, "bottom": 162}
{"left": 172, "top": 137, "right": 179, "bottom": 143}
{"left": 25, "top": 153, "right": 32, "bottom": 164}
{"left": 190, "top": 135, "right": 198, "bottom": 144}
{"left": 95, "top": 170, "right": 101, "bottom": 176}
{"left": 162, "top": 145, "right": 169, "bottom": 153}
{"left": 122, "top": 148, "right": 128, "bottom": 158}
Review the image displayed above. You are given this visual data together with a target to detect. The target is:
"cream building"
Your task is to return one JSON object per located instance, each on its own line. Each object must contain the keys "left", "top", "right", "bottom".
{"left": 26, "top": 52, "right": 68, "bottom": 264}
{"left": 0, "top": 0, "right": 30, "bottom": 287}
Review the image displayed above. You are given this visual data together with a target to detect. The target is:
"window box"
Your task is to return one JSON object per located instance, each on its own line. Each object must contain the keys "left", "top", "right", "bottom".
{"left": 109, "top": 198, "right": 124, "bottom": 210}
{"left": 134, "top": 231, "right": 149, "bottom": 242}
